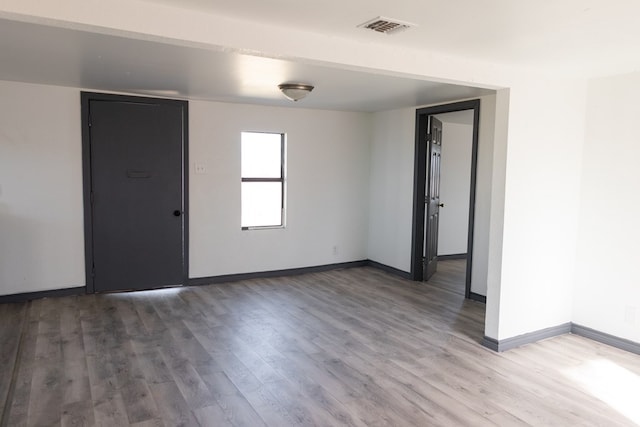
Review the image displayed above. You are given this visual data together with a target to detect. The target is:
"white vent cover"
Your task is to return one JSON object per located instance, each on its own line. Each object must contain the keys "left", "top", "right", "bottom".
{"left": 358, "top": 16, "right": 415, "bottom": 34}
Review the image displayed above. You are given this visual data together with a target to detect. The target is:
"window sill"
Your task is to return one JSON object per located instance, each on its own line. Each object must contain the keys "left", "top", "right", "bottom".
{"left": 241, "top": 225, "right": 285, "bottom": 231}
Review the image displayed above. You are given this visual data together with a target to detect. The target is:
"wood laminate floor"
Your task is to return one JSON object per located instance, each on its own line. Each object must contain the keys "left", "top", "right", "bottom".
{"left": 2, "top": 261, "right": 640, "bottom": 426}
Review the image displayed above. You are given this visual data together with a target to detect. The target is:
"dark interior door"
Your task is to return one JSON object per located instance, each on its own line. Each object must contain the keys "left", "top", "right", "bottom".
{"left": 87, "top": 96, "right": 186, "bottom": 292}
{"left": 424, "top": 116, "right": 443, "bottom": 280}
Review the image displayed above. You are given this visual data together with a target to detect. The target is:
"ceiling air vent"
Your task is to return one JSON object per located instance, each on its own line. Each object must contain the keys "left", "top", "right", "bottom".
{"left": 358, "top": 16, "right": 415, "bottom": 35}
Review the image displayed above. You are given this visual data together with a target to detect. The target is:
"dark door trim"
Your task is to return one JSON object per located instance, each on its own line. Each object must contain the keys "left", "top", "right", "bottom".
{"left": 80, "top": 92, "right": 189, "bottom": 293}
{"left": 410, "top": 99, "right": 480, "bottom": 299}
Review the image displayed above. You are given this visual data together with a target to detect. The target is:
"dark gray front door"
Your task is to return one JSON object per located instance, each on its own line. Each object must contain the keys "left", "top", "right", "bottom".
{"left": 424, "top": 116, "right": 443, "bottom": 281}
{"left": 85, "top": 95, "right": 187, "bottom": 292}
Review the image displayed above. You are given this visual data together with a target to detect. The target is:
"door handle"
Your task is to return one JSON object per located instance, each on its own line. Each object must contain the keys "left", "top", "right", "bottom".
{"left": 173, "top": 210, "right": 182, "bottom": 217}
{"left": 438, "top": 203, "right": 445, "bottom": 208}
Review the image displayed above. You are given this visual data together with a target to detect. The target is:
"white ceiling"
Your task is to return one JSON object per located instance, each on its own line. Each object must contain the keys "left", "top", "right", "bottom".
{"left": 0, "top": 18, "right": 493, "bottom": 112}
{"left": 1, "top": 0, "right": 639, "bottom": 111}
{"left": 141, "top": 0, "right": 640, "bottom": 75}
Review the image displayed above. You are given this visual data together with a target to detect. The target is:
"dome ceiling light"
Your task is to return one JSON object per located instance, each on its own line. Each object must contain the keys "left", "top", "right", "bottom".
{"left": 278, "top": 83, "right": 314, "bottom": 102}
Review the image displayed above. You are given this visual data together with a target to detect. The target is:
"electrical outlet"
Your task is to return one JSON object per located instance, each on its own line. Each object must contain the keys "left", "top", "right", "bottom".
{"left": 194, "top": 163, "right": 206, "bottom": 174}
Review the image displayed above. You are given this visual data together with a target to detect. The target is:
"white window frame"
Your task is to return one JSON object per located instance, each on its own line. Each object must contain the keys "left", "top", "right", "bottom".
{"left": 241, "top": 131, "right": 286, "bottom": 230}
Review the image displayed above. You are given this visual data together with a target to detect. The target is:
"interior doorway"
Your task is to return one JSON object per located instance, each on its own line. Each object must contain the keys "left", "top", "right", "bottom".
{"left": 410, "top": 99, "right": 483, "bottom": 301}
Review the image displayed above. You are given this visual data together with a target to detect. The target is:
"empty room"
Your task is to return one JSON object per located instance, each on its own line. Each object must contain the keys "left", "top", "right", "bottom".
{"left": 1, "top": 1, "right": 640, "bottom": 426}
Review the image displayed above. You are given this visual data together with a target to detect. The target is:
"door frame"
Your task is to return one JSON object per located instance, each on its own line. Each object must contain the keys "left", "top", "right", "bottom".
{"left": 80, "top": 92, "right": 189, "bottom": 293}
{"left": 410, "top": 99, "right": 480, "bottom": 300}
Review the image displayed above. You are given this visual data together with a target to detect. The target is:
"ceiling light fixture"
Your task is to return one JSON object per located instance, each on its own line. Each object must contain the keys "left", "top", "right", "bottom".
{"left": 278, "top": 83, "right": 314, "bottom": 102}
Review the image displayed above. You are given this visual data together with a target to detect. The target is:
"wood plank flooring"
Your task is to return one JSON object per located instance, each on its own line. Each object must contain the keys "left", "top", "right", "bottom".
{"left": 2, "top": 261, "right": 640, "bottom": 426}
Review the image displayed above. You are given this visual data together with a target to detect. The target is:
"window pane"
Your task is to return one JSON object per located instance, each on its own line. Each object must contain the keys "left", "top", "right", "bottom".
{"left": 241, "top": 182, "right": 282, "bottom": 227}
{"left": 241, "top": 132, "right": 281, "bottom": 178}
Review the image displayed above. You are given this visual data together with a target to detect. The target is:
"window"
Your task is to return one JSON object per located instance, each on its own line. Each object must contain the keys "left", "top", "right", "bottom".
{"left": 241, "top": 131, "right": 285, "bottom": 229}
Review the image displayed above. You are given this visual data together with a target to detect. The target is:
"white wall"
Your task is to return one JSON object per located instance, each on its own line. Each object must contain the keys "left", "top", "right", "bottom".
{"left": 573, "top": 71, "right": 640, "bottom": 343}
{"left": 189, "top": 101, "right": 371, "bottom": 278}
{"left": 484, "top": 89, "right": 509, "bottom": 337}
{"left": 367, "top": 95, "right": 496, "bottom": 298}
{"left": 436, "top": 120, "right": 473, "bottom": 256}
{"left": 487, "top": 79, "right": 587, "bottom": 340}
{"left": 0, "top": 81, "right": 85, "bottom": 295}
{"left": 472, "top": 95, "right": 497, "bottom": 297}
{"left": 367, "top": 107, "right": 416, "bottom": 272}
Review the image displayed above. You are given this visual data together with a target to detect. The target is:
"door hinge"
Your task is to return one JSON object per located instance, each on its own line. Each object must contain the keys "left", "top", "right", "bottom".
{"left": 426, "top": 133, "right": 431, "bottom": 142}
{"left": 91, "top": 264, "right": 96, "bottom": 277}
